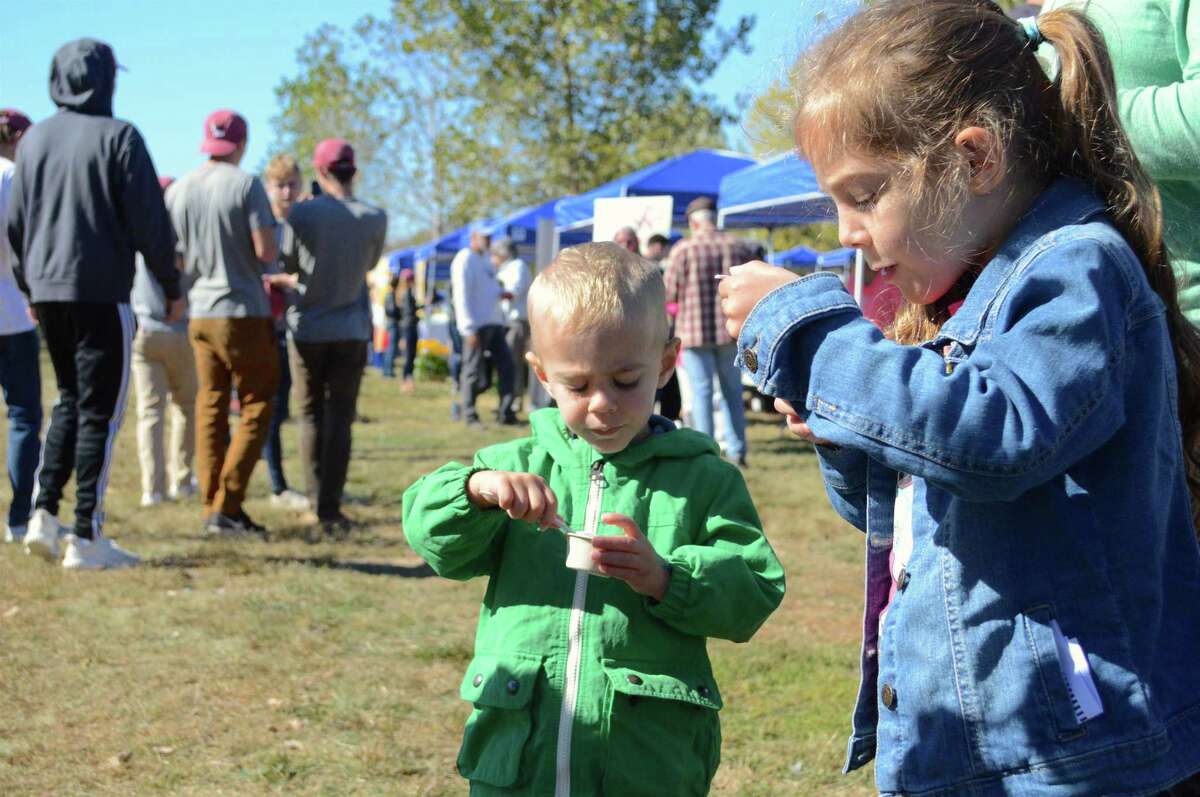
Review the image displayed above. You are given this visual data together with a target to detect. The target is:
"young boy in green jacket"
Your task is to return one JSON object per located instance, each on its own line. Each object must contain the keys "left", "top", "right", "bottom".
{"left": 403, "top": 242, "right": 785, "bottom": 796}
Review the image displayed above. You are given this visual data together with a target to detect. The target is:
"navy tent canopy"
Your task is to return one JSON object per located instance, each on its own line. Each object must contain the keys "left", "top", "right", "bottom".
{"left": 717, "top": 153, "right": 835, "bottom": 229}
{"left": 415, "top": 225, "right": 467, "bottom": 262}
{"left": 554, "top": 149, "right": 757, "bottom": 234}
{"left": 773, "top": 245, "right": 821, "bottom": 268}
{"left": 477, "top": 199, "right": 558, "bottom": 244}
{"left": 414, "top": 225, "right": 469, "bottom": 281}
{"left": 817, "top": 247, "right": 856, "bottom": 269}
{"left": 386, "top": 248, "right": 415, "bottom": 274}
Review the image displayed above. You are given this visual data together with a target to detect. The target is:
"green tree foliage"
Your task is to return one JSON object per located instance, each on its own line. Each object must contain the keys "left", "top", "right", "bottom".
{"left": 272, "top": 0, "right": 754, "bottom": 239}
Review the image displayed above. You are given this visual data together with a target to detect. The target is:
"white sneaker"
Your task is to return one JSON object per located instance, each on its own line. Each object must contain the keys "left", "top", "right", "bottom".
{"left": 141, "top": 491, "right": 165, "bottom": 508}
{"left": 61, "top": 535, "right": 140, "bottom": 570}
{"left": 269, "top": 489, "right": 310, "bottom": 512}
{"left": 168, "top": 478, "right": 198, "bottom": 501}
{"left": 4, "top": 524, "right": 25, "bottom": 543}
{"left": 25, "top": 509, "right": 65, "bottom": 561}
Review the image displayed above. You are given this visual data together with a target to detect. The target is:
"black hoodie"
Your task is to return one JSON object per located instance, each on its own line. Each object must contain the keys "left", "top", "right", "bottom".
{"left": 4, "top": 38, "right": 180, "bottom": 303}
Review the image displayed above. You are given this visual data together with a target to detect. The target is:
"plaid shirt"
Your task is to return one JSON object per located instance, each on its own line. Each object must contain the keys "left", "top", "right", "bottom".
{"left": 664, "top": 229, "right": 763, "bottom": 349}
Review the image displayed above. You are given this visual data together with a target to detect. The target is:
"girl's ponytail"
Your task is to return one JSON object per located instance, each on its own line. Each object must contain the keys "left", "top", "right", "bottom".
{"left": 1039, "top": 10, "right": 1200, "bottom": 533}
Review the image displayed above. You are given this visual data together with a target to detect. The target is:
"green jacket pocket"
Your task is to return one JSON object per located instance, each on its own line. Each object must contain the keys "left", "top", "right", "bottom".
{"left": 457, "top": 652, "right": 542, "bottom": 787}
{"left": 602, "top": 660, "right": 722, "bottom": 796}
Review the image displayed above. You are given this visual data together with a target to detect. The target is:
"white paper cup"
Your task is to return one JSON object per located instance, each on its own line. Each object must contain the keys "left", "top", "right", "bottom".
{"left": 565, "top": 532, "right": 600, "bottom": 573}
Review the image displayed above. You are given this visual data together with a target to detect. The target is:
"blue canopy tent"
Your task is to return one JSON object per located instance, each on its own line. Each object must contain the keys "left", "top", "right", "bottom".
{"left": 554, "top": 149, "right": 757, "bottom": 236}
{"left": 774, "top": 245, "right": 821, "bottom": 268}
{"left": 817, "top": 247, "right": 856, "bottom": 270}
{"left": 414, "top": 225, "right": 469, "bottom": 282}
{"left": 716, "top": 153, "right": 835, "bottom": 229}
{"left": 479, "top": 199, "right": 593, "bottom": 248}
{"left": 386, "top": 248, "right": 416, "bottom": 275}
{"left": 478, "top": 200, "right": 556, "bottom": 244}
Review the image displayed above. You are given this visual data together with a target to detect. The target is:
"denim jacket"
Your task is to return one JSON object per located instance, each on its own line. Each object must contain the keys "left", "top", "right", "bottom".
{"left": 737, "top": 179, "right": 1200, "bottom": 796}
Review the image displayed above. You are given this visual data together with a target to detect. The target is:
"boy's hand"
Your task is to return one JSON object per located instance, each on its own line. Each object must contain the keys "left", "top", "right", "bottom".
{"left": 592, "top": 513, "right": 670, "bottom": 602}
{"left": 467, "top": 470, "right": 559, "bottom": 529}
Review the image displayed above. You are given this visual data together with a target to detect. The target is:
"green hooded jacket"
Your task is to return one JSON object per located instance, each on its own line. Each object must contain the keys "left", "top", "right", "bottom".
{"left": 402, "top": 409, "right": 786, "bottom": 796}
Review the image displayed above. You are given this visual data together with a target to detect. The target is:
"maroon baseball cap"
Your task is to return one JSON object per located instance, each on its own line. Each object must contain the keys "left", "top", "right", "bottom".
{"left": 312, "top": 138, "right": 355, "bottom": 170}
{"left": 200, "top": 110, "right": 247, "bottom": 156}
{"left": 0, "top": 108, "right": 33, "bottom": 135}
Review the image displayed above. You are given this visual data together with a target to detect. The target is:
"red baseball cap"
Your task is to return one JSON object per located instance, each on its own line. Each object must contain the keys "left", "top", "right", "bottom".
{"left": 0, "top": 108, "right": 33, "bottom": 134}
{"left": 313, "top": 138, "right": 355, "bottom": 170}
{"left": 200, "top": 110, "right": 247, "bottom": 156}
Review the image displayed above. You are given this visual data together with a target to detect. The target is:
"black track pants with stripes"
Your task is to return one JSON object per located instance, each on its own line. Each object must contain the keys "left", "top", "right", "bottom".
{"left": 32, "top": 302, "right": 135, "bottom": 540}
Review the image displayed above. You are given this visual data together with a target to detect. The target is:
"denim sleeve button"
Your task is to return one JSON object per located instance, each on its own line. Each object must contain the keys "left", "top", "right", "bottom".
{"left": 743, "top": 348, "right": 758, "bottom": 373}
{"left": 898, "top": 567, "right": 910, "bottom": 591}
{"left": 506, "top": 678, "right": 520, "bottom": 695}
{"left": 472, "top": 674, "right": 483, "bottom": 687}
{"left": 696, "top": 685, "right": 711, "bottom": 698}
{"left": 881, "top": 683, "right": 897, "bottom": 710}
{"left": 627, "top": 674, "right": 643, "bottom": 686}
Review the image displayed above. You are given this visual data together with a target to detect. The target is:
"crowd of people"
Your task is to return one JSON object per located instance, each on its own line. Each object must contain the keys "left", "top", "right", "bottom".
{"left": 5, "top": 0, "right": 1200, "bottom": 792}
{"left": 1, "top": 39, "right": 386, "bottom": 568}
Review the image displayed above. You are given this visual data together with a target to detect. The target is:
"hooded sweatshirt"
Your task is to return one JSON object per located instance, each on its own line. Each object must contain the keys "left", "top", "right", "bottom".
{"left": 4, "top": 38, "right": 179, "bottom": 304}
{"left": 403, "top": 408, "right": 785, "bottom": 796}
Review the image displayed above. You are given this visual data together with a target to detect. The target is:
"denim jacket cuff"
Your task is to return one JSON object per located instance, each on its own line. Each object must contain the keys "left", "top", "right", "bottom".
{"left": 737, "top": 272, "right": 860, "bottom": 399}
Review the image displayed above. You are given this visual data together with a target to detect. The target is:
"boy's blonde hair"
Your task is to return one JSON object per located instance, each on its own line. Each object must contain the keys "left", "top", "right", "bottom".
{"left": 264, "top": 153, "right": 301, "bottom": 184}
{"left": 528, "top": 242, "right": 669, "bottom": 349}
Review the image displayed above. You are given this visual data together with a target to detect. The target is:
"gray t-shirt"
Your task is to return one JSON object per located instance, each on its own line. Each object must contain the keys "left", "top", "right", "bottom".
{"left": 166, "top": 162, "right": 275, "bottom": 319}
{"left": 281, "top": 194, "right": 387, "bottom": 343}
{"left": 131, "top": 253, "right": 193, "bottom": 334}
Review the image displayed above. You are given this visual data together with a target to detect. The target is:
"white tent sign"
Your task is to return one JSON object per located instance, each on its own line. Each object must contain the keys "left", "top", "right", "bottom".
{"left": 592, "top": 196, "right": 673, "bottom": 250}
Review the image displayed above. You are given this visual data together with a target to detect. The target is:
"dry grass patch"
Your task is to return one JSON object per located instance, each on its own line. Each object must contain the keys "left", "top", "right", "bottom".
{"left": 1, "top": 355, "right": 874, "bottom": 795}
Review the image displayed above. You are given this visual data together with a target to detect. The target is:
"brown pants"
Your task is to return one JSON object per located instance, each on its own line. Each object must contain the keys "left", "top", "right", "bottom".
{"left": 189, "top": 317, "right": 279, "bottom": 517}
{"left": 288, "top": 338, "right": 367, "bottom": 520}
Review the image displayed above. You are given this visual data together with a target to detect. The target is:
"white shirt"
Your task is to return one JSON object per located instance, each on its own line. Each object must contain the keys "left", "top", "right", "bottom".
{"left": 0, "top": 157, "right": 35, "bottom": 336}
{"left": 450, "top": 246, "right": 503, "bottom": 335}
{"left": 497, "top": 257, "right": 531, "bottom": 322}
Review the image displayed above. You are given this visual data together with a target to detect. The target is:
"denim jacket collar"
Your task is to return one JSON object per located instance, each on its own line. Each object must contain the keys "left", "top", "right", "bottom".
{"left": 935, "top": 178, "right": 1108, "bottom": 346}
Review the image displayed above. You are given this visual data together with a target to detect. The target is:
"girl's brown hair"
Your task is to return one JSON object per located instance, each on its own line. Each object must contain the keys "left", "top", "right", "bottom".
{"left": 792, "top": 0, "right": 1200, "bottom": 527}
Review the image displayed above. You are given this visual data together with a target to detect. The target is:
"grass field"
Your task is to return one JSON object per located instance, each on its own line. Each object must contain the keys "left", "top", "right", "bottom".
{"left": 1, "top": 356, "right": 877, "bottom": 796}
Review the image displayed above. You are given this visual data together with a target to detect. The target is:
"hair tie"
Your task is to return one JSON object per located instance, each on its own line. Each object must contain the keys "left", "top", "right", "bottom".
{"left": 1018, "top": 16, "right": 1045, "bottom": 47}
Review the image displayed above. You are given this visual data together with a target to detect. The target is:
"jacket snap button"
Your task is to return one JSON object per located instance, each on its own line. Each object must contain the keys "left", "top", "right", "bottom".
{"left": 472, "top": 674, "right": 483, "bottom": 687}
{"left": 627, "top": 674, "right": 643, "bottom": 686}
{"left": 881, "top": 683, "right": 897, "bottom": 710}
{"left": 506, "top": 679, "right": 520, "bottom": 695}
{"left": 696, "top": 685, "right": 710, "bottom": 698}
{"left": 743, "top": 348, "right": 759, "bottom": 373}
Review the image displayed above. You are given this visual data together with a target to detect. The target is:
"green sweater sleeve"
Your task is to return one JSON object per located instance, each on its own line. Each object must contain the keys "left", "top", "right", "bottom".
{"left": 647, "top": 468, "right": 786, "bottom": 643}
{"left": 401, "top": 458, "right": 509, "bottom": 581}
{"left": 1115, "top": 0, "right": 1200, "bottom": 180}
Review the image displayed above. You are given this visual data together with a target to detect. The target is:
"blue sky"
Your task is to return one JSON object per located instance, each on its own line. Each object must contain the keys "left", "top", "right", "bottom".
{"left": 2, "top": 1, "right": 848, "bottom": 195}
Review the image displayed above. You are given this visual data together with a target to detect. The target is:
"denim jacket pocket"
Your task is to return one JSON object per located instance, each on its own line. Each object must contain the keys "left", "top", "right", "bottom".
{"left": 601, "top": 660, "right": 721, "bottom": 796}
{"left": 456, "top": 652, "right": 543, "bottom": 787}
{"left": 1021, "top": 606, "right": 1087, "bottom": 741}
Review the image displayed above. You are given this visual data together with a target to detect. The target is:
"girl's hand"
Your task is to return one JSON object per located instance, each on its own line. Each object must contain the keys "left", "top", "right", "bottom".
{"left": 718, "top": 262, "right": 801, "bottom": 339}
{"left": 592, "top": 513, "right": 671, "bottom": 601}
{"left": 775, "top": 398, "right": 834, "bottom": 446}
{"left": 467, "top": 470, "right": 560, "bottom": 529}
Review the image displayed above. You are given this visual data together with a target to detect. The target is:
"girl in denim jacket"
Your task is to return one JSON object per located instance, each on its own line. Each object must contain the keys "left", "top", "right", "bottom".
{"left": 720, "top": 1, "right": 1200, "bottom": 794}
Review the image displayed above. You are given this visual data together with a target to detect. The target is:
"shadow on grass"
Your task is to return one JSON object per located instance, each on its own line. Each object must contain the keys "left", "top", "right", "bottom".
{"left": 146, "top": 551, "right": 436, "bottom": 579}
